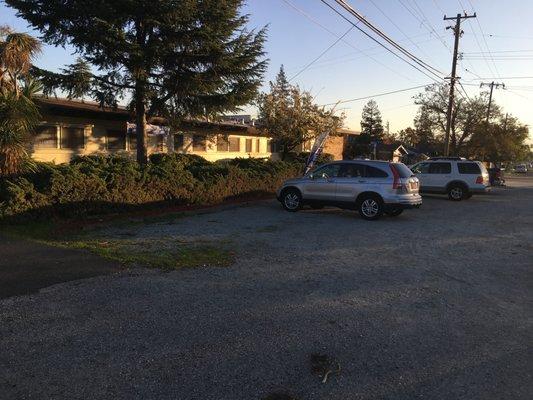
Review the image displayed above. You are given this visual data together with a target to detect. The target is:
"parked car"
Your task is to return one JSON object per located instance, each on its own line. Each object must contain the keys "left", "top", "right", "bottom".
{"left": 514, "top": 164, "right": 528, "bottom": 173}
{"left": 488, "top": 167, "right": 505, "bottom": 186}
{"left": 276, "top": 160, "right": 422, "bottom": 220}
{"left": 410, "top": 157, "right": 490, "bottom": 201}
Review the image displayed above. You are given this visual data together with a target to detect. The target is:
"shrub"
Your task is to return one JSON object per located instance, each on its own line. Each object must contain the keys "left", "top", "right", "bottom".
{"left": 0, "top": 154, "right": 302, "bottom": 219}
{"left": 285, "top": 152, "right": 335, "bottom": 166}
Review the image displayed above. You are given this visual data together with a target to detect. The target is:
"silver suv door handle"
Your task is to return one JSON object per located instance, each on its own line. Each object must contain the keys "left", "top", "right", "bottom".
{"left": 358, "top": 180, "right": 367, "bottom": 183}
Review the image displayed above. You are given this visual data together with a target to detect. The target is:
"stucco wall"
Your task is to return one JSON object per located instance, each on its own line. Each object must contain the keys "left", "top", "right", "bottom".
{"left": 30, "top": 114, "right": 273, "bottom": 164}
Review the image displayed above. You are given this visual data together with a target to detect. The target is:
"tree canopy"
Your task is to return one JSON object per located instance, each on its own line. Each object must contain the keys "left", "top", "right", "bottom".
{"left": 0, "top": 26, "right": 41, "bottom": 175}
{"left": 7, "top": 0, "right": 268, "bottom": 163}
{"left": 394, "top": 83, "right": 530, "bottom": 163}
{"left": 257, "top": 66, "right": 343, "bottom": 159}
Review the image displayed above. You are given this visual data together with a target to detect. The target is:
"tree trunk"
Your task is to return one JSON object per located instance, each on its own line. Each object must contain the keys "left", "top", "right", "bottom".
{"left": 135, "top": 80, "right": 148, "bottom": 164}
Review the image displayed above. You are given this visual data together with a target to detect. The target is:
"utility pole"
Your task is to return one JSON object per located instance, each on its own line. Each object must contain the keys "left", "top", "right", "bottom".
{"left": 480, "top": 81, "right": 505, "bottom": 124}
{"left": 443, "top": 12, "right": 476, "bottom": 156}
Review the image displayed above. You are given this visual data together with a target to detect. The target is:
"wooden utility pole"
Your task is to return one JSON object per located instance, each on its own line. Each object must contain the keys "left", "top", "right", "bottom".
{"left": 443, "top": 12, "right": 476, "bottom": 156}
{"left": 480, "top": 81, "right": 505, "bottom": 124}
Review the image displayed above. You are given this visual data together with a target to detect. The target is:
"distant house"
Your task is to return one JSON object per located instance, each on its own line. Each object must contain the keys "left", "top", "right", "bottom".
{"left": 375, "top": 142, "right": 428, "bottom": 164}
{"left": 301, "top": 128, "right": 360, "bottom": 160}
{"left": 31, "top": 97, "right": 275, "bottom": 164}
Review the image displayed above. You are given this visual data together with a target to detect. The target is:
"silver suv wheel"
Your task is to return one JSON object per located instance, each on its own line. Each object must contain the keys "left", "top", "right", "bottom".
{"left": 361, "top": 199, "right": 379, "bottom": 217}
{"left": 358, "top": 195, "right": 384, "bottom": 220}
{"left": 282, "top": 189, "right": 302, "bottom": 212}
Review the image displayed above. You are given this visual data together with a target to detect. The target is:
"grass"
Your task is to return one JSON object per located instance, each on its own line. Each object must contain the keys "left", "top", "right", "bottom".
{"left": 65, "top": 239, "right": 235, "bottom": 270}
{"left": 1, "top": 219, "right": 236, "bottom": 270}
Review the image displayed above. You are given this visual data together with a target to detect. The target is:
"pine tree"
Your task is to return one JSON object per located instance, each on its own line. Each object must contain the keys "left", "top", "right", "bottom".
{"left": 360, "top": 99, "right": 384, "bottom": 142}
{"left": 7, "top": 0, "right": 267, "bottom": 164}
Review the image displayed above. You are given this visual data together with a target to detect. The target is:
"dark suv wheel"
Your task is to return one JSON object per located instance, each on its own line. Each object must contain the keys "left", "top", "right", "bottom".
{"left": 447, "top": 183, "right": 469, "bottom": 201}
{"left": 358, "top": 194, "right": 384, "bottom": 220}
{"left": 281, "top": 188, "right": 302, "bottom": 212}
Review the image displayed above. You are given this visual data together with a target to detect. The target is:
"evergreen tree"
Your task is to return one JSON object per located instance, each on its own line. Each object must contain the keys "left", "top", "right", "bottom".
{"left": 7, "top": 0, "right": 267, "bottom": 164}
{"left": 257, "top": 66, "right": 343, "bottom": 160}
{"left": 360, "top": 99, "right": 384, "bottom": 142}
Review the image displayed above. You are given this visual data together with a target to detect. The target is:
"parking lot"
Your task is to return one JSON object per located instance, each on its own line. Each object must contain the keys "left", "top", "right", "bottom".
{"left": 1, "top": 175, "right": 532, "bottom": 399}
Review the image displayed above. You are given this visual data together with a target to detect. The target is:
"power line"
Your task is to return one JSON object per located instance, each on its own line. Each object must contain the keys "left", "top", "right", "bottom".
{"left": 319, "top": 0, "right": 443, "bottom": 83}
{"left": 398, "top": 0, "right": 451, "bottom": 53}
{"left": 281, "top": 0, "right": 415, "bottom": 82}
{"left": 333, "top": 0, "right": 445, "bottom": 77}
{"left": 368, "top": 0, "right": 436, "bottom": 63}
{"left": 464, "top": 49, "right": 533, "bottom": 54}
{"left": 321, "top": 84, "right": 432, "bottom": 106}
{"left": 287, "top": 35, "right": 449, "bottom": 74}
{"left": 463, "top": 76, "right": 533, "bottom": 80}
{"left": 289, "top": 26, "right": 354, "bottom": 81}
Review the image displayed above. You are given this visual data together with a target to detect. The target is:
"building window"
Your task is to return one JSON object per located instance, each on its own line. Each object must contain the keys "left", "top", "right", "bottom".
{"left": 268, "top": 139, "right": 282, "bottom": 153}
{"left": 193, "top": 135, "right": 206, "bottom": 152}
{"left": 174, "top": 134, "right": 184, "bottom": 151}
{"left": 256, "top": 139, "right": 261, "bottom": 153}
{"left": 217, "top": 135, "right": 229, "bottom": 152}
{"left": 229, "top": 137, "right": 240, "bottom": 152}
{"left": 61, "top": 126, "right": 85, "bottom": 149}
{"left": 148, "top": 135, "right": 165, "bottom": 152}
{"left": 245, "top": 138, "right": 252, "bottom": 153}
{"left": 128, "top": 133, "right": 137, "bottom": 151}
{"left": 106, "top": 129, "right": 126, "bottom": 151}
{"left": 34, "top": 125, "right": 58, "bottom": 149}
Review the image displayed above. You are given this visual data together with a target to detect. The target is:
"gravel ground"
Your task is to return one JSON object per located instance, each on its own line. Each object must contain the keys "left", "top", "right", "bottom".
{"left": 1, "top": 176, "right": 532, "bottom": 400}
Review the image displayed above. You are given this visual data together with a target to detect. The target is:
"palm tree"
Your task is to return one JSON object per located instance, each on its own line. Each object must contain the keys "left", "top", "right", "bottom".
{"left": 0, "top": 26, "right": 42, "bottom": 175}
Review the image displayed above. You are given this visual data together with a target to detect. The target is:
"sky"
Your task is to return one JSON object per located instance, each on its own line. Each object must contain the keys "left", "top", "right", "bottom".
{"left": 2, "top": 0, "right": 533, "bottom": 140}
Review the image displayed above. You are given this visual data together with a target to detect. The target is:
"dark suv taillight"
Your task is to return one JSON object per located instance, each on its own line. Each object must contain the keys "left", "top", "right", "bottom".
{"left": 475, "top": 176, "right": 483, "bottom": 184}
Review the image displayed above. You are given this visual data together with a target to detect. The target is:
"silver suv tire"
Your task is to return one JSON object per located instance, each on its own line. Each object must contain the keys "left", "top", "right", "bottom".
{"left": 358, "top": 194, "right": 384, "bottom": 221}
{"left": 281, "top": 188, "right": 302, "bottom": 212}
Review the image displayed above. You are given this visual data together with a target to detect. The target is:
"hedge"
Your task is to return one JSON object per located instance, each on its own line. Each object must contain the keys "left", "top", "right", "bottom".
{"left": 0, "top": 153, "right": 334, "bottom": 220}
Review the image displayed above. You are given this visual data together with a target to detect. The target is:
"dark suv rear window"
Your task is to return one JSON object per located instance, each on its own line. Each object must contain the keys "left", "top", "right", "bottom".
{"left": 458, "top": 162, "right": 481, "bottom": 174}
{"left": 392, "top": 163, "right": 413, "bottom": 178}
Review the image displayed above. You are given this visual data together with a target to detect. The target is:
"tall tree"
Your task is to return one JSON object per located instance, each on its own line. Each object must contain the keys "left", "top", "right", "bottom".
{"left": 360, "top": 99, "right": 384, "bottom": 142}
{"left": 466, "top": 115, "right": 530, "bottom": 163}
{"left": 257, "top": 66, "right": 343, "bottom": 160}
{"left": 7, "top": 0, "right": 267, "bottom": 164}
{"left": 414, "top": 83, "right": 496, "bottom": 155}
{"left": 0, "top": 26, "right": 41, "bottom": 175}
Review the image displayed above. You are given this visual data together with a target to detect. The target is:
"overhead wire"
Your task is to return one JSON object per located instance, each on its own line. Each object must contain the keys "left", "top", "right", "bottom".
{"left": 332, "top": 0, "right": 445, "bottom": 77}
{"left": 288, "top": 26, "right": 354, "bottom": 81}
{"left": 281, "top": 0, "right": 415, "bottom": 82}
{"left": 321, "top": 84, "right": 433, "bottom": 106}
{"left": 319, "top": 0, "right": 444, "bottom": 83}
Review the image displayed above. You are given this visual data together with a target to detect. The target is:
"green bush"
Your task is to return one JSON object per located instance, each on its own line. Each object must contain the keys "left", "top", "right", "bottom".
{"left": 0, "top": 154, "right": 302, "bottom": 219}
{"left": 285, "top": 152, "right": 335, "bottom": 166}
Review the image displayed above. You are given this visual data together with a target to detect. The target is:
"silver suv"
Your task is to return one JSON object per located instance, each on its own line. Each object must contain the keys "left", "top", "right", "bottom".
{"left": 410, "top": 157, "right": 490, "bottom": 200}
{"left": 276, "top": 160, "right": 422, "bottom": 220}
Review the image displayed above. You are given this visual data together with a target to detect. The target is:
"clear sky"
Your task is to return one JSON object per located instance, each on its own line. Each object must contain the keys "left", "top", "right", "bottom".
{"left": 2, "top": 0, "right": 533, "bottom": 139}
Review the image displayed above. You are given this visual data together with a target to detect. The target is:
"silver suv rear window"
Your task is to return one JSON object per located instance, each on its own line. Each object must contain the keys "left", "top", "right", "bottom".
{"left": 392, "top": 163, "right": 413, "bottom": 178}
